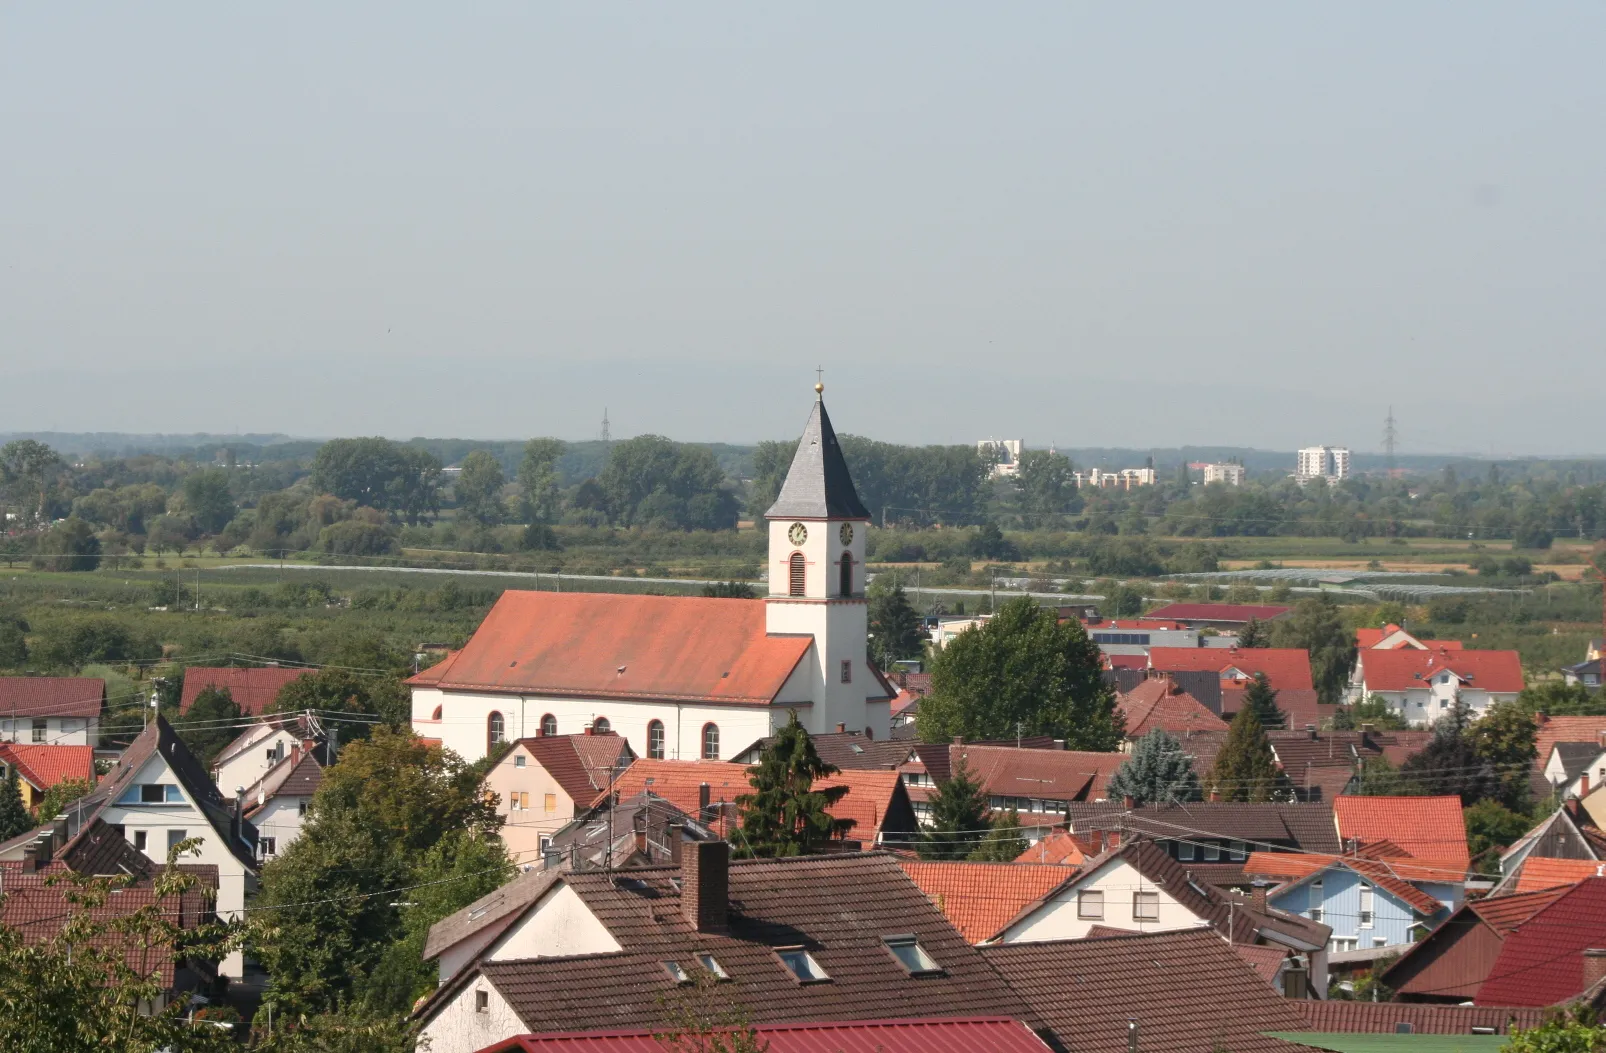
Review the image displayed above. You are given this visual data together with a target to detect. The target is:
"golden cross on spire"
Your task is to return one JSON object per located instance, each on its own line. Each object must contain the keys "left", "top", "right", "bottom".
{"left": 814, "top": 365, "right": 824, "bottom": 397}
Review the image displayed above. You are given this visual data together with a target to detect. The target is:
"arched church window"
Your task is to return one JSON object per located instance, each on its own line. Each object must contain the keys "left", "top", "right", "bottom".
{"left": 839, "top": 554, "right": 853, "bottom": 598}
{"left": 647, "top": 719, "right": 666, "bottom": 759}
{"left": 539, "top": 713, "right": 557, "bottom": 737}
{"left": 488, "top": 711, "right": 505, "bottom": 755}
{"left": 593, "top": 716, "right": 611, "bottom": 734}
{"left": 789, "top": 552, "right": 806, "bottom": 596}
{"left": 702, "top": 723, "right": 720, "bottom": 760}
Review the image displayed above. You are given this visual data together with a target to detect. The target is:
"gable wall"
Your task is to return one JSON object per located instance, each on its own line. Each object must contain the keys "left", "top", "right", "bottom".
{"left": 488, "top": 881, "right": 621, "bottom": 962}
{"left": 420, "top": 977, "right": 524, "bottom": 1053}
{"left": 999, "top": 857, "right": 1204, "bottom": 942}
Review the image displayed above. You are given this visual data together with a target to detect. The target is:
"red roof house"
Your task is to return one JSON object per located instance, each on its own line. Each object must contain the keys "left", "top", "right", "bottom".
{"left": 1514, "top": 856, "right": 1605, "bottom": 893}
{"left": 1356, "top": 648, "right": 1524, "bottom": 695}
{"left": 0, "top": 677, "right": 105, "bottom": 719}
{"left": 1382, "top": 885, "right": 1575, "bottom": 1002}
{"left": 180, "top": 666, "right": 314, "bottom": 716}
{"left": 1333, "top": 795, "right": 1471, "bottom": 873}
{"left": 1477, "top": 878, "right": 1606, "bottom": 1006}
{"left": 0, "top": 743, "right": 95, "bottom": 810}
{"left": 479, "top": 1018, "right": 1055, "bottom": 1053}
{"left": 1147, "top": 647, "right": 1314, "bottom": 691}
{"left": 1116, "top": 678, "right": 1229, "bottom": 738}
{"left": 896, "top": 860, "right": 1080, "bottom": 942}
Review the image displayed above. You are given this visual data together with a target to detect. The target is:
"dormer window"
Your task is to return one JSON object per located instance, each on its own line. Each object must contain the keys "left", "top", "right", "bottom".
{"left": 883, "top": 935, "right": 942, "bottom": 975}
{"left": 697, "top": 953, "right": 729, "bottom": 980}
{"left": 662, "top": 961, "right": 692, "bottom": 984}
{"left": 775, "top": 947, "right": 829, "bottom": 983}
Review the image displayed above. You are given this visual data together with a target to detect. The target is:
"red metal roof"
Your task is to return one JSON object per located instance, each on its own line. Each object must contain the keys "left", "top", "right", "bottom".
{"left": 0, "top": 677, "right": 104, "bottom": 718}
{"left": 409, "top": 592, "right": 815, "bottom": 706}
{"left": 1143, "top": 603, "right": 1292, "bottom": 623}
{"left": 480, "top": 1017, "right": 1053, "bottom": 1053}
{"left": 1147, "top": 647, "right": 1314, "bottom": 691}
{"left": 1357, "top": 647, "right": 1524, "bottom": 694}
{"left": 179, "top": 666, "right": 313, "bottom": 716}
{"left": 0, "top": 743, "right": 94, "bottom": 791}
{"left": 1478, "top": 878, "right": 1606, "bottom": 1006}
{"left": 1334, "top": 795, "right": 1470, "bottom": 872}
{"left": 897, "top": 860, "right": 1078, "bottom": 942}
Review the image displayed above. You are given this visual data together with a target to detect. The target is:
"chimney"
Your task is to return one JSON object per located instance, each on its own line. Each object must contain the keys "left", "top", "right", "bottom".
{"left": 864, "top": 726, "right": 873, "bottom": 740}
{"left": 633, "top": 810, "right": 648, "bottom": 859}
{"left": 1598, "top": 730, "right": 1606, "bottom": 750}
{"left": 668, "top": 821, "right": 685, "bottom": 865}
{"left": 953, "top": 736, "right": 964, "bottom": 746}
{"left": 35, "top": 830, "right": 54, "bottom": 866}
{"left": 232, "top": 786, "right": 245, "bottom": 845}
{"left": 1584, "top": 949, "right": 1606, "bottom": 992}
{"left": 1249, "top": 883, "right": 1269, "bottom": 914}
{"left": 1123, "top": 794, "right": 1135, "bottom": 810}
{"left": 20, "top": 843, "right": 39, "bottom": 873}
{"left": 51, "top": 815, "right": 68, "bottom": 847}
{"left": 836, "top": 722, "right": 846, "bottom": 734}
{"left": 698, "top": 782, "right": 711, "bottom": 819}
{"left": 1584, "top": 772, "right": 1592, "bottom": 798}
{"left": 584, "top": 725, "right": 594, "bottom": 736}
{"left": 1306, "top": 725, "right": 1317, "bottom": 740}
{"left": 681, "top": 840, "right": 730, "bottom": 933}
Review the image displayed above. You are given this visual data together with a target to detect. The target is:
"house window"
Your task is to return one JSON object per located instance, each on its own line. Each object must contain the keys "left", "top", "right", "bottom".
{"left": 698, "top": 953, "right": 729, "bottom": 980}
{"left": 839, "top": 555, "right": 853, "bottom": 597}
{"left": 1077, "top": 890, "right": 1104, "bottom": 919}
{"left": 789, "top": 552, "right": 806, "bottom": 597}
{"left": 883, "top": 936, "right": 942, "bottom": 975}
{"left": 1228, "top": 841, "right": 1246, "bottom": 862}
{"left": 1358, "top": 883, "right": 1374, "bottom": 927}
{"left": 1133, "top": 891, "right": 1161, "bottom": 921}
{"left": 133, "top": 830, "right": 148, "bottom": 852}
{"left": 540, "top": 713, "right": 557, "bottom": 737}
{"left": 593, "top": 717, "right": 611, "bottom": 734}
{"left": 514, "top": 754, "right": 526, "bottom": 768}
{"left": 166, "top": 829, "right": 188, "bottom": 854}
{"left": 1332, "top": 938, "right": 1358, "bottom": 953}
{"left": 1373, "top": 937, "right": 1387, "bottom": 948}
{"left": 475, "top": 990, "right": 489, "bottom": 1013}
{"left": 31, "top": 719, "right": 46, "bottom": 743}
{"left": 1204, "top": 842, "right": 1221, "bottom": 861}
{"left": 702, "top": 723, "right": 720, "bottom": 760}
{"left": 487, "top": 712, "right": 505, "bottom": 755}
{"left": 1309, "top": 878, "right": 1323, "bottom": 923}
{"left": 662, "top": 961, "right": 692, "bottom": 984}
{"left": 648, "top": 720, "right": 666, "bottom": 760}
{"left": 1177, "top": 841, "right": 1196, "bottom": 861}
{"left": 260, "top": 837, "right": 277, "bottom": 858}
{"left": 509, "top": 792, "right": 523, "bottom": 811}
{"left": 775, "top": 947, "right": 829, "bottom": 983}
{"left": 298, "top": 798, "right": 309, "bottom": 817}
{"left": 431, "top": 705, "right": 442, "bottom": 721}
{"left": 840, "top": 660, "right": 852, "bottom": 684}
{"left": 127, "top": 784, "right": 184, "bottom": 805}
{"left": 544, "top": 793, "right": 556, "bottom": 812}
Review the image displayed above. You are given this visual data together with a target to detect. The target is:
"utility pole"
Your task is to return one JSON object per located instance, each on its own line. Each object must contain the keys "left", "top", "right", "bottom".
{"left": 1383, "top": 406, "right": 1398, "bottom": 472}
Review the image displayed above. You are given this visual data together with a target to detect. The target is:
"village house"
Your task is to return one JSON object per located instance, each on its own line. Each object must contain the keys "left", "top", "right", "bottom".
{"left": 485, "top": 731, "right": 634, "bottom": 864}
{"left": 1114, "top": 677, "right": 1229, "bottom": 742}
{"left": 0, "top": 742, "right": 95, "bottom": 811}
{"left": 1381, "top": 885, "right": 1574, "bottom": 1003}
{"left": 541, "top": 790, "right": 718, "bottom": 871}
{"left": 1475, "top": 878, "right": 1606, "bottom": 1006}
{"left": 409, "top": 390, "right": 892, "bottom": 763}
{"left": 1142, "top": 603, "right": 1292, "bottom": 630}
{"left": 208, "top": 713, "right": 325, "bottom": 798}
{"left": 895, "top": 859, "right": 1078, "bottom": 943}
{"left": 1349, "top": 647, "right": 1524, "bottom": 725}
{"left": 1064, "top": 801, "right": 1343, "bottom": 886}
{"left": 1246, "top": 848, "right": 1461, "bottom": 957}
{"left": 476, "top": 1018, "right": 1056, "bottom": 1053}
{"left": 180, "top": 665, "right": 313, "bottom": 716}
{"left": 242, "top": 746, "right": 323, "bottom": 861}
{"left": 1145, "top": 646, "right": 1324, "bottom": 729}
{"left": 0, "top": 676, "right": 105, "bottom": 746}
{"left": 1355, "top": 624, "right": 1464, "bottom": 651}
{"left": 900, "top": 741, "right": 1126, "bottom": 831}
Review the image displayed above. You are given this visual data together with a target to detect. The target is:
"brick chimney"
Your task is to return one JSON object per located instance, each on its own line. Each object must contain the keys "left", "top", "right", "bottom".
{"left": 681, "top": 840, "right": 729, "bottom": 933}
{"left": 1583, "top": 772, "right": 1592, "bottom": 798}
{"left": 1209, "top": 789, "right": 1221, "bottom": 803}
{"left": 835, "top": 722, "right": 846, "bottom": 734}
{"left": 1249, "top": 883, "right": 1269, "bottom": 914}
{"left": 1584, "top": 949, "right": 1606, "bottom": 992}
{"left": 667, "top": 821, "right": 685, "bottom": 865}
{"left": 1123, "top": 794, "right": 1135, "bottom": 810}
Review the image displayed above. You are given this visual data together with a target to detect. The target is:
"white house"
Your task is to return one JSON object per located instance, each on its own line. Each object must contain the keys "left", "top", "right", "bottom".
{"left": 0, "top": 716, "right": 259, "bottom": 977}
{"left": 211, "top": 715, "right": 323, "bottom": 798}
{"left": 1351, "top": 647, "right": 1524, "bottom": 726}
{"left": 409, "top": 386, "right": 890, "bottom": 764}
{"left": 0, "top": 676, "right": 105, "bottom": 746}
{"left": 242, "top": 748, "right": 323, "bottom": 861}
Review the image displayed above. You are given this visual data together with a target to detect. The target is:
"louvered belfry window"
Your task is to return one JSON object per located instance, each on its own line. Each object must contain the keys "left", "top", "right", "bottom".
{"left": 789, "top": 552, "right": 806, "bottom": 596}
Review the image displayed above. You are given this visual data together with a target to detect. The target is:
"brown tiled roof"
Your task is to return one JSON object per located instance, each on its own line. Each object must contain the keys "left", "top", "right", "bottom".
{"left": 0, "top": 677, "right": 105, "bottom": 718}
{"left": 521, "top": 733, "right": 634, "bottom": 807}
{"left": 938, "top": 744, "right": 1126, "bottom": 805}
{"left": 735, "top": 731, "right": 911, "bottom": 771}
{"left": 981, "top": 928, "right": 1308, "bottom": 1053}
{"left": 243, "top": 751, "right": 324, "bottom": 818}
{"left": 1292, "top": 1001, "right": 1548, "bottom": 1035}
{"left": 1231, "top": 941, "right": 1292, "bottom": 985}
{"left": 180, "top": 666, "right": 314, "bottom": 716}
{"left": 896, "top": 860, "right": 1077, "bottom": 943}
{"left": 481, "top": 1017, "right": 1056, "bottom": 1053}
{"left": 1116, "top": 678, "right": 1228, "bottom": 738}
{"left": 1064, "top": 801, "right": 1342, "bottom": 855}
{"left": 428, "top": 852, "right": 1031, "bottom": 1034}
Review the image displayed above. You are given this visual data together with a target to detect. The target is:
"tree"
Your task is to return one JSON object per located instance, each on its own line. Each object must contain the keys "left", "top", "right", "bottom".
{"left": 1352, "top": 756, "right": 1409, "bottom": 796}
{"left": 969, "top": 522, "right": 1020, "bottom": 561}
{"left": 310, "top": 438, "right": 441, "bottom": 524}
{"left": 146, "top": 513, "right": 193, "bottom": 557}
{"left": 1107, "top": 729, "right": 1201, "bottom": 806}
{"left": 1240, "top": 673, "right": 1286, "bottom": 730}
{"left": 182, "top": 469, "right": 237, "bottom": 534}
{"left": 1399, "top": 700, "right": 1500, "bottom": 805}
{"left": 1513, "top": 514, "right": 1554, "bottom": 551}
{"left": 0, "top": 438, "right": 62, "bottom": 527}
{"left": 1465, "top": 799, "right": 1533, "bottom": 876}
{"left": 701, "top": 581, "right": 756, "bottom": 599}
{"left": 31, "top": 517, "right": 101, "bottom": 572}
{"left": 0, "top": 765, "right": 31, "bottom": 841}
{"left": 31, "top": 777, "right": 92, "bottom": 822}
{"left": 867, "top": 577, "right": 923, "bottom": 669}
{"left": 517, "top": 438, "right": 567, "bottom": 524}
{"left": 454, "top": 450, "right": 506, "bottom": 526}
{"left": 599, "top": 436, "right": 737, "bottom": 531}
{"left": 969, "top": 809, "right": 1029, "bottom": 862}
{"left": 181, "top": 686, "right": 243, "bottom": 766}
{"left": 917, "top": 758, "right": 989, "bottom": 861}
{"left": 1238, "top": 618, "right": 1270, "bottom": 648}
{"left": 1207, "top": 704, "right": 1285, "bottom": 803}
{"left": 733, "top": 714, "right": 851, "bottom": 857}
{"left": 1466, "top": 700, "right": 1538, "bottom": 812}
{"left": 1517, "top": 680, "right": 1606, "bottom": 718}
{"left": 269, "top": 669, "right": 411, "bottom": 731}
{"left": 1015, "top": 450, "right": 1081, "bottom": 520}
{"left": 29, "top": 616, "right": 159, "bottom": 669}
{"left": 1269, "top": 596, "right": 1356, "bottom": 703}
{"left": 1502, "top": 1009, "right": 1606, "bottom": 1052}
{"left": 0, "top": 611, "right": 28, "bottom": 667}
{"left": 1332, "top": 694, "right": 1409, "bottom": 731}
{"left": 917, "top": 596, "right": 1123, "bottom": 751}
{"left": 316, "top": 519, "right": 400, "bottom": 556}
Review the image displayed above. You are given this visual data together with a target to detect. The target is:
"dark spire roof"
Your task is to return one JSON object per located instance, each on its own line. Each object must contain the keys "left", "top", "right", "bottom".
{"left": 764, "top": 396, "right": 870, "bottom": 521}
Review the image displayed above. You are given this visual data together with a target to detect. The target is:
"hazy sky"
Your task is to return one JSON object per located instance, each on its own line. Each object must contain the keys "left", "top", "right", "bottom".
{"left": 3, "top": 5, "right": 1604, "bottom": 455}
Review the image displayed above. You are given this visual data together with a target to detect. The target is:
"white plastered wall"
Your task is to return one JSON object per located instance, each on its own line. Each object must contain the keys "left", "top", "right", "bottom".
{"left": 997, "top": 857, "right": 1206, "bottom": 943}
{"left": 214, "top": 726, "right": 302, "bottom": 796}
{"left": 488, "top": 882, "right": 621, "bottom": 961}
{"left": 420, "top": 977, "right": 524, "bottom": 1053}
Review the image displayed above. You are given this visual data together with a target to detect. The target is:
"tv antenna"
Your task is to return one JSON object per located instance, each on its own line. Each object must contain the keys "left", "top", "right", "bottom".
{"left": 600, "top": 408, "right": 612, "bottom": 446}
{"left": 1383, "top": 406, "right": 1398, "bottom": 471}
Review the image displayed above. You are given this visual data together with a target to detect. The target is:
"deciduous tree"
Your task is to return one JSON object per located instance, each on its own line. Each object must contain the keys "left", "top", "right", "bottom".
{"left": 454, "top": 450, "right": 506, "bottom": 526}
{"left": 1269, "top": 597, "right": 1356, "bottom": 703}
{"left": 969, "top": 808, "right": 1029, "bottom": 862}
{"left": 517, "top": 438, "right": 567, "bottom": 524}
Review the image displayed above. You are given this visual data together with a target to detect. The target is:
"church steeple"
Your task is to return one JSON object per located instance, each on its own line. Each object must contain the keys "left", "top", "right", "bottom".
{"left": 765, "top": 388, "right": 871, "bottom": 521}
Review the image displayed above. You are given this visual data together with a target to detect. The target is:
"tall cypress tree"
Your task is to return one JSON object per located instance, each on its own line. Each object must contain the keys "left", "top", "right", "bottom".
{"left": 1208, "top": 704, "right": 1286, "bottom": 803}
{"left": 1240, "top": 674, "right": 1285, "bottom": 730}
{"left": 733, "top": 713, "right": 850, "bottom": 858}
{"left": 0, "top": 764, "right": 33, "bottom": 841}
{"left": 918, "top": 757, "right": 990, "bottom": 861}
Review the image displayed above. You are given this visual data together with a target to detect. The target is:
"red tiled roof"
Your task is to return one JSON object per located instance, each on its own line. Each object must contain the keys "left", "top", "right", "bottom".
{"left": 1355, "top": 626, "right": 1398, "bottom": 648}
{"left": 0, "top": 677, "right": 104, "bottom": 718}
{"left": 1534, "top": 718, "right": 1606, "bottom": 784}
{"left": 180, "top": 666, "right": 313, "bottom": 716}
{"left": 1294, "top": 1001, "right": 1548, "bottom": 1035}
{"left": 1334, "top": 795, "right": 1470, "bottom": 872}
{"left": 1013, "top": 828, "right": 1097, "bottom": 866}
{"left": 1103, "top": 653, "right": 1148, "bottom": 670}
{"left": 519, "top": 733, "right": 633, "bottom": 808}
{"left": 1231, "top": 942, "right": 1291, "bottom": 985}
{"left": 1470, "top": 885, "right": 1576, "bottom": 936}
{"left": 1147, "top": 648, "right": 1314, "bottom": 691}
{"left": 1116, "top": 679, "right": 1229, "bottom": 738}
{"left": 896, "top": 860, "right": 1076, "bottom": 943}
{"left": 1143, "top": 603, "right": 1292, "bottom": 623}
{"left": 0, "top": 880, "right": 214, "bottom": 988}
{"left": 407, "top": 592, "right": 818, "bottom": 706}
{"left": 1357, "top": 647, "right": 1525, "bottom": 694}
{"left": 482, "top": 1018, "right": 1055, "bottom": 1053}
{"left": 1513, "top": 856, "right": 1605, "bottom": 893}
{"left": 948, "top": 744, "right": 1127, "bottom": 804}
{"left": 1242, "top": 851, "right": 1446, "bottom": 915}
{"left": 1086, "top": 618, "right": 1191, "bottom": 631}
{"left": 1478, "top": 878, "right": 1606, "bottom": 1006}
{"left": 0, "top": 743, "right": 94, "bottom": 791}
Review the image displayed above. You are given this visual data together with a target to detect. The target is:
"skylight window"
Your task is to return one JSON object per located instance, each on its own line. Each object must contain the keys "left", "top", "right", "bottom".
{"left": 697, "top": 953, "right": 729, "bottom": 980}
{"left": 662, "top": 961, "right": 692, "bottom": 984}
{"left": 775, "top": 947, "right": 830, "bottom": 983}
{"left": 883, "top": 935, "right": 942, "bottom": 975}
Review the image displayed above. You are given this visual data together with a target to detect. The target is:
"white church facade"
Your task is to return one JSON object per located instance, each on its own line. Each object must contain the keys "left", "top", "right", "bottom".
{"left": 409, "top": 385, "right": 892, "bottom": 766}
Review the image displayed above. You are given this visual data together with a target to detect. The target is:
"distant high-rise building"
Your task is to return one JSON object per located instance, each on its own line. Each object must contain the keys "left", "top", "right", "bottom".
{"left": 1202, "top": 463, "right": 1245, "bottom": 486}
{"left": 1297, "top": 446, "right": 1351, "bottom": 483}
{"left": 978, "top": 438, "right": 1024, "bottom": 478}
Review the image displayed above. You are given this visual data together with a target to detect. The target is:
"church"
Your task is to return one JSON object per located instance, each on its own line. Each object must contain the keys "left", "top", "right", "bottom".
{"left": 408, "top": 385, "right": 892, "bottom": 763}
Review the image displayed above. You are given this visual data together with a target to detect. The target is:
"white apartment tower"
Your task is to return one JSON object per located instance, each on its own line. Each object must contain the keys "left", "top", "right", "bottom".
{"left": 1297, "top": 446, "right": 1351, "bottom": 483}
{"left": 1202, "top": 463, "right": 1245, "bottom": 486}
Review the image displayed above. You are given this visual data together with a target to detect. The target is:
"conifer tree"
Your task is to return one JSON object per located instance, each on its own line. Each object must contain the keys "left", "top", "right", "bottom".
{"left": 1208, "top": 704, "right": 1286, "bottom": 802}
{"left": 917, "top": 757, "right": 989, "bottom": 861}
{"left": 1106, "top": 729, "right": 1201, "bottom": 806}
{"left": 733, "top": 713, "right": 851, "bottom": 858}
{"left": 1237, "top": 618, "right": 1269, "bottom": 648}
{"left": 0, "top": 764, "right": 34, "bottom": 842}
{"left": 968, "top": 808, "right": 1028, "bottom": 862}
{"left": 1240, "top": 673, "right": 1285, "bottom": 730}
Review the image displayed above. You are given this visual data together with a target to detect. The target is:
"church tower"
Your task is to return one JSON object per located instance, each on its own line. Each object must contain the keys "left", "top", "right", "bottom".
{"left": 764, "top": 384, "right": 887, "bottom": 738}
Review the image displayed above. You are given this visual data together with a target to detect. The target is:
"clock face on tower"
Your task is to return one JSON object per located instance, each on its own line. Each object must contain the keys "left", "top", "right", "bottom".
{"left": 839, "top": 523, "right": 854, "bottom": 545}
{"left": 788, "top": 522, "right": 808, "bottom": 546}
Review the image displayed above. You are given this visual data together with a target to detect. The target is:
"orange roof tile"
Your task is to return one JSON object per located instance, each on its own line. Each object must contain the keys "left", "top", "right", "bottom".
{"left": 1514, "top": 856, "right": 1606, "bottom": 893}
{"left": 1147, "top": 648, "right": 1314, "bottom": 691}
{"left": 1013, "top": 829, "right": 1094, "bottom": 866}
{"left": 1533, "top": 718, "right": 1606, "bottom": 782}
{"left": 1357, "top": 648, "right": 1524, "bottom": 694}
{"left": 408, "top": 592, "right": 817, "bottom": 706}
{"left": 897, "top": 860, "right": 1076, "bottom": 943}
{"left": 0, "top": 744, "right": 94, "bottom": 792}
{"left": 1117, "top": 679, "right": 1229, "bottom": 738}
{"left": 1469, "top": 884, "right": 1575, "bottom": 935}
{"left": 1334, "top": 795, "right": 1470, "bottom": 872}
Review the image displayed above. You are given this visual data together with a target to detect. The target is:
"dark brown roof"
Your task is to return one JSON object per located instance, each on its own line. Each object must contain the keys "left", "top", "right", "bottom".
{"left": 243, "top": 751, "right": 324, "bottom": 818}
{"left": 520, "top": 733, "right": 634, "bottom": 807}
{"left": 912, "top": 744, "right": 1125, "bottom": 805}
{"left": 424, "top": 852, "right": 1029, "bottom": 1035}
{"left": 734, "top": 731, "right": 911, "bottom": 771}
{"left": 1292, "top": 1001, "right": 1548, "bottom": 1035}
{"left": 0, "top": 676, "right": 105, "bottom": 718}
{"left": 1064, "top": 801, "right": 1341, "bottom": 855}
{"left": 981, "top": 929, "right": 1309, "bottom": 1053}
